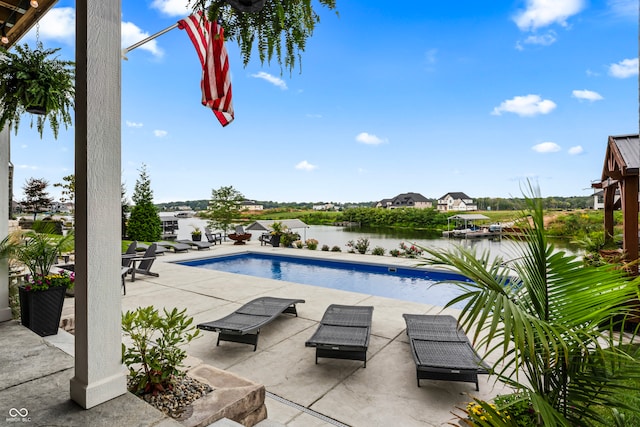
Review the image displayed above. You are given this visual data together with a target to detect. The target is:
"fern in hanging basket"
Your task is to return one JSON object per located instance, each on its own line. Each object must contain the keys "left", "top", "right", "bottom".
{"left": 0, "top": 43, "right": 75, "bottom": 139}
{"left": 190, "top": 0, "right": 338, "bottom": 74}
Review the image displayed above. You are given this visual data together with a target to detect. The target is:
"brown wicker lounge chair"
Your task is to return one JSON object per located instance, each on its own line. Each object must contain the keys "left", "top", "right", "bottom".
{"left": 402, "top": 314, "right": 489, "bottom": 390}
{"left": 305, "top": 304, "right": 373, "bottom": 367}
{"left": 197, "top": 297, "right": 305, "bottom": 351}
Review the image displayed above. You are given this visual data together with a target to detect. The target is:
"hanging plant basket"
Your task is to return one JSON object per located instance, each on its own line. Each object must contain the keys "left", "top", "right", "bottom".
{"left": 226, "top": 0, "right": 266, "bottom": 13}
{"left": 26, "top": 106, "right": 47, "bottom": 116}
{"left": 0, "top": 42, "right": 75, "bottom": 139}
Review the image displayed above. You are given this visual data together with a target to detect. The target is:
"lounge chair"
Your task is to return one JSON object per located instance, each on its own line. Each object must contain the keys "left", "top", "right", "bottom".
{"left": 155, "top": 240, "right": 191, "bottom": 252}
{"left": 129, "top": 243, "right": 160, "bottom": 281}
{"left": 176, "top": 239, "right": 212, "bottom": 250}
{"left": 197, "top": 297, "right": 305, "bottom": 351}
{"left": 136, "top": 242, "right": 169, "bottom": 256}
{"left": 402, "top": 314, "right": 489, "bottom": 391}
{"left": 305, "top": 304, "right": 373, "bottom": 367}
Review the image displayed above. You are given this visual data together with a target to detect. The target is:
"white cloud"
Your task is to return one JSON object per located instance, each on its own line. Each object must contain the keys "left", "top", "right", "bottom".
{"left": 608, "top": 58, "right": 639, "bottom": 78}
{"left": 522, "top": 31, "right": 557, "bottom": 46}
{"left": 568, "top": 145, "right": 584, "bottom": 155}
{"left": 295, "top": 160, "right": 317, "bottom": 171}
{"left": 126, "top": 121, "right": 144, "bottom": 128}
{"left": 532, "top": 142, "right": 561, "bottom": 153}
{"left": 24, "top": 7, "right": 75, "bottom": 44}
{"left": 151, "top": 0, "right": 191, "bottom": 17}
{"left": 491, "top": 94, "right": 557, "bottom": 117}
{"left": 513, "top": 0, "right": 585, "bottom": 31}
{"left": 572, "top": 89, "right": 603, "bottom": 102}
{"left": 251, "top": 72, "right": 288, "bottom": 90}
{"left": 154, "top": 130, "right": 168, "bottom": 137}
{"left": 122, "top": 22, "right": 164, "bottom": 58}
{"left": 17, "top": 164, "right": 38, "bottom": 170}
{"left": 355, "top": 132, "right": 386, "bottom": 145}
{"left": 608, "top": 0, "right": 639, "bottom": 18}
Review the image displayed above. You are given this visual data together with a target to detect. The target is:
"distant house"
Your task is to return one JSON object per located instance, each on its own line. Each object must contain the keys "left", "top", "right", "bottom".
{"left": 313, "top": 203, "right": 334, "bottom": 211}
{"left": 592, "top": 189, "right": 621, "bottom": 210}
{"left": 437, "top": 192, "right": 477, "bottom": 212}
{"left": 375, "top": 192, "right": 432, "bottom": 209}
{"left": 240, "top": 200, "right": 263, "bottom": 211}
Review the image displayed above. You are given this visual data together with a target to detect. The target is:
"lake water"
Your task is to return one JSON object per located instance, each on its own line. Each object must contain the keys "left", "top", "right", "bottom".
{"left": 162, "top": 214, "right": 582, "bottom": 263}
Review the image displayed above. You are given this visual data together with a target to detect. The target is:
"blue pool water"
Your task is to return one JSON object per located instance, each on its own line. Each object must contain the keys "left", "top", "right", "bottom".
{"left": 179, "top": 253, "right": 469, "bottom": 307}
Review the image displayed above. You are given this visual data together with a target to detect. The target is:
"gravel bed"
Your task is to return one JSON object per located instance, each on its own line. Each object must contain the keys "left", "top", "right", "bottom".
{"left": 131, "top": 375, "right": 213, "bottom": 419}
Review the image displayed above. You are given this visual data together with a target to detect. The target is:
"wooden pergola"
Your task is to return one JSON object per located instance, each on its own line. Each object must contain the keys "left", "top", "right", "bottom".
{"left": 592, "top": 134, "right": 640, "bottom": 273}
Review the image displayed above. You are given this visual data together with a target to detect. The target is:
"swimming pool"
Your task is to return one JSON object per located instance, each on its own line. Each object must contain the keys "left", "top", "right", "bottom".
{"left": 179, "top": 253, "right": 469, "bottom": 307}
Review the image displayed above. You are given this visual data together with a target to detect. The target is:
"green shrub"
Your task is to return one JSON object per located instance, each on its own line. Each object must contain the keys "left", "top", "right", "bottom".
{"left": 330, "top": 245, "right": 341, "bottom": 252}
{"left": 279, "top": 229, "right": 300, "bottom": 247}
{"left": 305, "top": 239, "right": 318, "bottom": 250}
{"left": 371, "top": 246, "right": 385, "bottom": 256}
{"left": 346, "top": 237, "right": 369, "bottom": 254}
{"left": 389, "top": 249, "right": 400, "bottom": 257}
{"left": 321, "top": 244, "right": 330, "bottom": 251}
{"left": 122, "top": 306, "right": 200, "bottom": 395}
{"left": 293, "top": 240, "right": 303, "bottom": 248}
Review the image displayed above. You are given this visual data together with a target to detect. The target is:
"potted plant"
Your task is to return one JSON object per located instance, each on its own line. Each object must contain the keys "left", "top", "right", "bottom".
{"left": 269, "top": 221, "right": 284, "bottom": 247}
{"left": 191, "top": 226, "right": 202, "bottom": 242}
{"left": 1, "top": 228, "right": 74, "bottom": 336}
{"left": 0, "top": 42, "right": 75, "bottom": 139}
{"left": 19, "top": 269, "right": 74, "bottom": 336}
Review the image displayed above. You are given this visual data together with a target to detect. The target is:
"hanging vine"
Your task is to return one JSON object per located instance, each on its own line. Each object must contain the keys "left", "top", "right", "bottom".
{"left": 189, "top": 0, "right": 338, "bottom": 74}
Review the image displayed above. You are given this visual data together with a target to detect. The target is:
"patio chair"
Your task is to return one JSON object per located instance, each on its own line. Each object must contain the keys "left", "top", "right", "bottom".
{"left": 176, "top": 239, "right": 212, "bottom": 250}
{"left": 155, "top": 240, "right": 191, "bottom": 252}
{"left": 205, "top": 230, "right": 223, "bottom": 245}
{"left": 402, "top": 314, "right": 489, "bottom": 391}
{"left": 197, "top": 297, "right": 305, "bottom": 351}
{"left": 123, "top": 241, "right": 137, "bottom": 256}
{"left": 305, "top": 304, "right": 374, "bottom": 367}
{"left": 129, "top": 243, "right": 160, "bottom": 281}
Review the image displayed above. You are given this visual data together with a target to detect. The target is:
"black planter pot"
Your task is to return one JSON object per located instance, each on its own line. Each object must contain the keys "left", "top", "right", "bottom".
{"left": 19, "top": 286, "right": 66, "bottom": 337}
{"left": 192, "top": 234, "right": 202, "bottom": 241}
{"left": 271, "top": 235, "right": 281, "bottom": 247}
{"left": 226, "top": 0, "right": 266, "bottom": 13}
{"left": 26, "top": 105, "right": 47, "bottom": 115}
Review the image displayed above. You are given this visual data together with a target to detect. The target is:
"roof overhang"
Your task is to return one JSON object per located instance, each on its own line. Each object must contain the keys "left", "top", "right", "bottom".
{"left": 1, "top": 0, "right": 58, "bottom": 48}
{"left": 448, "top": 214, "right": 489, "bottom": 221}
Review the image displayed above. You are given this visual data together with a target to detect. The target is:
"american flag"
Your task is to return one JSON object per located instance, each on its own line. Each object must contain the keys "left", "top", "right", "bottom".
{"left": 178, "top": 13, "right": 234, "bottom": 127}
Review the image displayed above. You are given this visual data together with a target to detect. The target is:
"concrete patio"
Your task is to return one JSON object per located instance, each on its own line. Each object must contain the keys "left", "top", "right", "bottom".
{"left": 3, "top": 240, "right": 511, "bottom": 426}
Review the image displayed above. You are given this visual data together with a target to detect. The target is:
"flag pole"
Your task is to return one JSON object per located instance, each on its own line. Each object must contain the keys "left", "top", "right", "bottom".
{"left": 121, "top": 23, "right": 179, "bottom": 60}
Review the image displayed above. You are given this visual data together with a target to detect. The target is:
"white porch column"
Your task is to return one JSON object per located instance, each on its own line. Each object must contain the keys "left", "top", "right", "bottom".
{"left": 70, "top": 0, "right": 127, "bottom": 408}
{"left": 0, "top": 126, "right": 11, "bottom": 322}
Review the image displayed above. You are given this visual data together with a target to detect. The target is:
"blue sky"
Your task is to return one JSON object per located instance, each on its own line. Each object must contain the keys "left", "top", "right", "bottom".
{"left": 9, "top": 0, "right": 639, "bottom": 204}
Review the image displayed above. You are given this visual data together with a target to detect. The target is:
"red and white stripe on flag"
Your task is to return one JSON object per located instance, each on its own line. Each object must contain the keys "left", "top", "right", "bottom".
{"left": 177, "top": 13, "right": 234, "bottom": 127}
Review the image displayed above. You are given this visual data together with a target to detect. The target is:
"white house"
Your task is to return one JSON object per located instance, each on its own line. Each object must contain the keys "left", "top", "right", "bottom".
{"left": 240, "top": 200, "right": 263, "bottom": 211}
{"left": 437, "top": 192, "right": 478, "bottom": 212}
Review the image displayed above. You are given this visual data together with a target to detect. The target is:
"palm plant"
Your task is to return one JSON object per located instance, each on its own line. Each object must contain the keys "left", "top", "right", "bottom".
{"left": 1, "top": 226, "right": 74, "bottom": 278}
{"left": 418, "top": 184, "right": 640, "bottom": 426}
